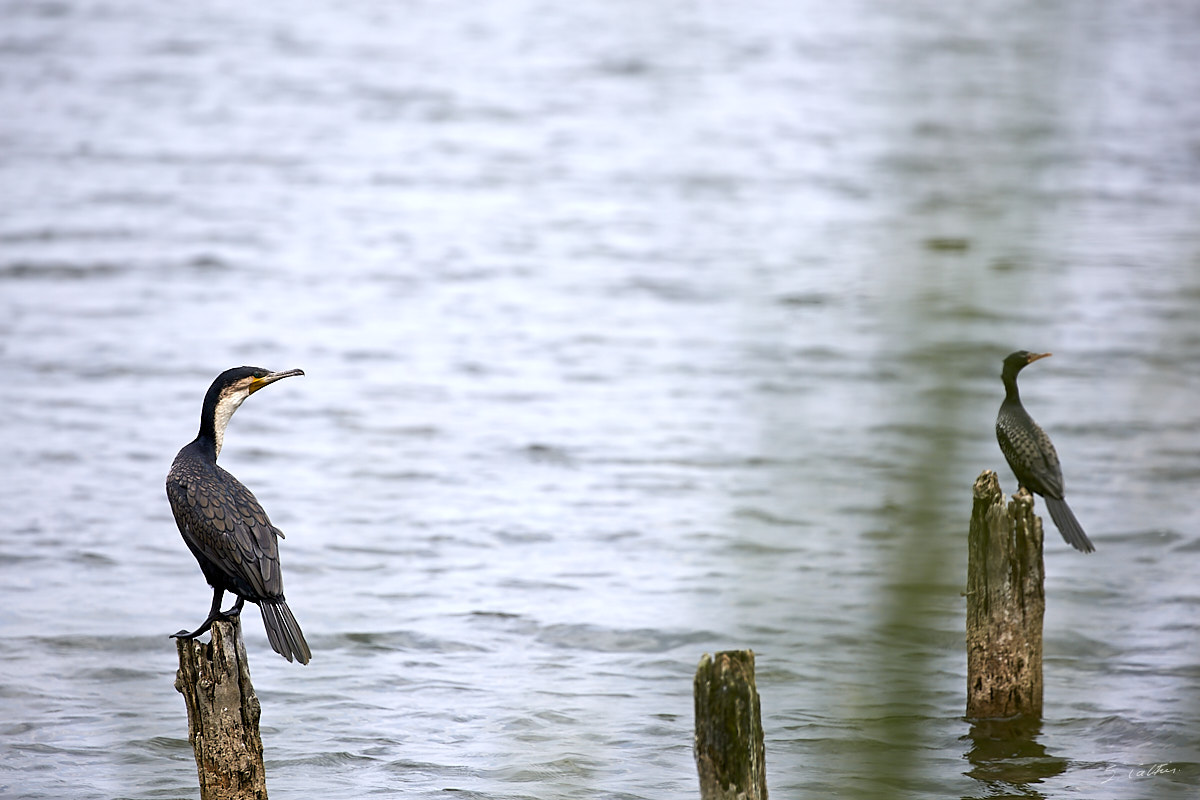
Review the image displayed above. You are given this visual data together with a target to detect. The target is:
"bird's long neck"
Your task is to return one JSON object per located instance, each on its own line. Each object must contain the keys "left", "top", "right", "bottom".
{"left": 1001, "top": 372, "right": 1022, "bottom": 407}
{"left": 198, "top": 391, "right": 247, "bottom": 461}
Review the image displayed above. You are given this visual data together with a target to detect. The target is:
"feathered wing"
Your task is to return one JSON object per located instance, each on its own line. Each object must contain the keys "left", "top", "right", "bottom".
{"left": 996, "top": 409, "right": 1065, "bottom": 499}
{"left": 167, "top": 460, "right": 284, "bottom": 600}
{"left": 1026, "top": 422, "right": 1066, "bottom": 498}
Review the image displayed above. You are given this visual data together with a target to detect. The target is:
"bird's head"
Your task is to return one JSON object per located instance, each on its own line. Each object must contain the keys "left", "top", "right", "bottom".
{"left": 1001, "top": 350, "right": 1050, "bottom": 381}
{"left": 200, "top": 366, "right": 305, "bottom": 457}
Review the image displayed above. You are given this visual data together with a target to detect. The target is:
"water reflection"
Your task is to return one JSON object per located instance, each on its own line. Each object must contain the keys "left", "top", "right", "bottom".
{"left": 964, "top": 716, "right": 1066, "bottom": 797}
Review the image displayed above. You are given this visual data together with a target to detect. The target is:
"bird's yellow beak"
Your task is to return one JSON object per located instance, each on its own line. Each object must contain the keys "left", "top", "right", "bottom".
{"left": 1027, "top": 352, "right": 1052, "bottom": 364}
{"left": 249, "top": 368, "right": 305, "bottom": 394}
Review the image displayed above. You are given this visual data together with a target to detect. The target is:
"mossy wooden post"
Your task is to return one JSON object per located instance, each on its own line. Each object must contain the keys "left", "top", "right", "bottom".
{"left": 966, "top": 469, "right": 1044, "bottom": 718}
{"left": 694, "top": 649, "right": 768, "bottom": 800}
{"left": 175, "top": 617, "right": 268, "bottom": 800}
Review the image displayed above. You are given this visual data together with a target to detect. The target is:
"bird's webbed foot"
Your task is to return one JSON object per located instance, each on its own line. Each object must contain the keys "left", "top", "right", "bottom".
{"left": 170, "top": 618, "right": 215, "bottom": 640}
{"left": 169, "top": 587, "right": 229, "bottom": 640}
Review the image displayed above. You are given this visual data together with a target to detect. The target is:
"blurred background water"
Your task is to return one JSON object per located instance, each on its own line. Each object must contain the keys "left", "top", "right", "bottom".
{"left": 2, "top": 1, "right": 1200, "bottom": 798}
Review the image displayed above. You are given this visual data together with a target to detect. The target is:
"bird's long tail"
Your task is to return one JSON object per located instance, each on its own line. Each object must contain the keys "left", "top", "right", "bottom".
{"left": 1043, "top": 496, "right": 1095, "bottom": 553}
{"left": 259, "top": 600, "right": 311, "bottom": 664}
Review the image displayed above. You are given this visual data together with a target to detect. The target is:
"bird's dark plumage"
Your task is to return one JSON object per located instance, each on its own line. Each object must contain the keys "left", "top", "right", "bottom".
{"left": 995, "top": 351, "right": 1094, "bottom": 553}
{"left": 167, "top": 366, "right": 311, "bottom": 663}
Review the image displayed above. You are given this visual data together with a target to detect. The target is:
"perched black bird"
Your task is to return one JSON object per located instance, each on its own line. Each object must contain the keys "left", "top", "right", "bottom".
{"left": 167, "top": 366, "right": 312, "bottom": 663}
{"left": 995, "top": 351, "right": 1095, "bottom": 553}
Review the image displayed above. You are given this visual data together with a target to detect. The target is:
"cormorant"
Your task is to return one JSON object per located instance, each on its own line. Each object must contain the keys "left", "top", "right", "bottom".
{"left": 167, "top": 366, "right": 312, "bottom": 663}
{"left": 995, "top": 351, "right": 1095, "bottom": 553}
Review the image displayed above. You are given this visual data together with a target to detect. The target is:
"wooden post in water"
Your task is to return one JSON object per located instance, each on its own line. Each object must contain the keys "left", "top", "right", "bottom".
{"left": 175, "top": 617, "right": 268, "bottom": 800}
{"left": 694, "top": 649, "right": 768, "bottom": 800}
{"left": 966, "top": 469, "right": 1044, "bottom": 718}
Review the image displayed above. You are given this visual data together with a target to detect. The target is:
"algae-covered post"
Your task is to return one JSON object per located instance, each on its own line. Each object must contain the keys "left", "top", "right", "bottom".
{"left": 175, "top": 617, "right": 268, "bottom": 800}
{"left": 966, "top": 470, "right": 1045, "bottom": 719}
{"left": 693, "top": 649, "right": 768, "bottom": 800}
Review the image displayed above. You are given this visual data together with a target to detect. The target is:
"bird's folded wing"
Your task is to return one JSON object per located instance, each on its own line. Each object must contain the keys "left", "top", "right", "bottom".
{"left": 167, "top": 466, "right": 284, "bottom": 598}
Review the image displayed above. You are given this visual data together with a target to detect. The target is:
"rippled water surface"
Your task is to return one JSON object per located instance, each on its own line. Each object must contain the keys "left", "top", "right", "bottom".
{"left": 3, "top": 1, "right": 1200, "bottom": 798}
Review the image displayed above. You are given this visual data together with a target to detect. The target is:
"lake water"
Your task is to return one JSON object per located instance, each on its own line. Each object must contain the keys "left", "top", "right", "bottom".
{"left": 2, "top": 1, "right": 1200, "bottom": 798}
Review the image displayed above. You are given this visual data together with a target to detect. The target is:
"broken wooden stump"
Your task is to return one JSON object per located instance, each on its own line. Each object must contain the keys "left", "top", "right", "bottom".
{"left": 694, "top": 649, "right": 768, "bottom": 800}
{"left": 175, "top": 617, "right": 268, "bottom": 800}
{"left": 966, "top": 469, "right": 1044, "bottom": 719}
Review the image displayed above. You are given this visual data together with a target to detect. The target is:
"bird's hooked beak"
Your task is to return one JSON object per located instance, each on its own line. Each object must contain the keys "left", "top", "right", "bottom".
{"left": 249, "top": 368, "right": 305, "bottom": 394}
{"left": 1026, "top": 352, "right": 1052, "bottom": 364}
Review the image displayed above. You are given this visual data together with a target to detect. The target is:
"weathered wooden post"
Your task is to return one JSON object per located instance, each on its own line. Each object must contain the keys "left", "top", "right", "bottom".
{"left": 694, "top": 649, "right": 768, "bottom": 800}
{"left": 966, "top": 469, "right": 1044, "bottom": 718}
{"left": 175, "top": 617, "right": 268, "bottom": 800}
